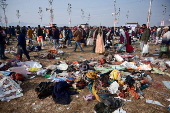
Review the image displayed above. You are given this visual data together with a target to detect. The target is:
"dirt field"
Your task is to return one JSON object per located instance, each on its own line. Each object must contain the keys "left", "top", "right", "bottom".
{"left": 0, "top": 38, "right": 170, "bottom": 113}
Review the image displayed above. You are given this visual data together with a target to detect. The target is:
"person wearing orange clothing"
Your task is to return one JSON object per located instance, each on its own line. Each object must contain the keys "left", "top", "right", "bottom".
{"left": 37, "top": 25, "right": 44, "bottom": 48}
{"left": 27, "top": 26, "right": 34, "bottom": 45}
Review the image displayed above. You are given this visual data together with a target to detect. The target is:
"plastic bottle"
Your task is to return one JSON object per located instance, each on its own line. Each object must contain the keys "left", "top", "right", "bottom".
{"left": 147, "top": 75, "right": 152, "bottom": 81}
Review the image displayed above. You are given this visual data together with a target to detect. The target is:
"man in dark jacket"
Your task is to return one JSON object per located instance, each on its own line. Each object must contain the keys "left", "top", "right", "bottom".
{"left": 103, "top": 26, "right": 107, "bottom": 46}
{"left": 37, "top": 25, "right": 44, "bottom": 48}
{"left": 52, "top": 26, "right": 60, "bottom": 49}
{"left": 140, "top": 24, "right": 150, "bottom": 51}
{"left": 48, "top": 27, "right": 53, "bottom": 43}
{"left": 17, "top": 29, "right": 30, "bottom": 60}
{"left": 0, "top": 27, "right": 8, "bottom": 59}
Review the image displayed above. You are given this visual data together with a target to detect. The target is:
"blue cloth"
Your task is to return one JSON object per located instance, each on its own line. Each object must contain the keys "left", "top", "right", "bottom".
{"left": 0, "top": 71, "right": 11, "bottom": 76}
{"left": 52, "top": 81, "right": 78, "bottom": 105}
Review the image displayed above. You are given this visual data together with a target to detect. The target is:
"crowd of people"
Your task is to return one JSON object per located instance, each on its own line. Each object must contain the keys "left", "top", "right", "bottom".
{"left": 0, "top": 24, "right": 170, "bottom": 60}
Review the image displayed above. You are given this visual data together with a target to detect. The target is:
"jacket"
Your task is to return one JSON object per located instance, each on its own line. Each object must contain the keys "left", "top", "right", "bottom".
{"left": 73, "top": 29, "right": 82, "bottom": 42}
{"left": 0, "top": 32, "right": 6, "bottom": 45}
{"left": 17, "top": 33, "right": 26, "bottom": 46}
{"left": 141, "top": 28, "right": 150, "bottom": 43}
{"left": 37, "top": 28, "right": 43, "bottom": 36}
{"left": 27, "top": 29, "right": 33, "bottom": 38}
{"left": 52, "top": 28, "right": 60, "bottom": 39}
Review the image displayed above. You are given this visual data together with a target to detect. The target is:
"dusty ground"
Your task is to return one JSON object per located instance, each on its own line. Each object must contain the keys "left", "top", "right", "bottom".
{"left": 0, "top": 38, "right": 170, "bottom": 113}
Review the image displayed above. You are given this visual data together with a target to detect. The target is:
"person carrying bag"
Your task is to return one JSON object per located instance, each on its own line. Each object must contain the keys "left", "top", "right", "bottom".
{"left": 158, "top": 26, "right": 170, "bottom": 58}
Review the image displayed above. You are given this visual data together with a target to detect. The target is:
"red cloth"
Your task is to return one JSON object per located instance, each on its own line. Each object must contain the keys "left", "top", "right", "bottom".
{"left": 125, "top": 31, "right": 134, "bottom": 52}
{"left": 119, "top": 34, "right": 124, "bottom": 44}
{"left": 126, "top": 44, "right": 134, "bottom": 52}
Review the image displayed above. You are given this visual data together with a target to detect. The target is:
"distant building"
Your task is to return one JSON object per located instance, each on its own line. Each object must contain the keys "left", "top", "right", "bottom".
{"left": 125, "top": 22, "right": 140, "bottom": 31}
{"left": 78, "top": 23, "right": 89, "bottom": 28}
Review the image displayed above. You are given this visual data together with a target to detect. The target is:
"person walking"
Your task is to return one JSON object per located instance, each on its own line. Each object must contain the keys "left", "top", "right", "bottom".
{"left": 48, "top": 27, "right": 53, "bottom": 44}
{"left": 27, "top": 26, "right": 34, "bottom": 45}
{"left": 0, "top": 27, "right": 8, "bottom": 60}
{"left": 67, "top": 27, "right": 73, "bottom": 46}
{"left": 102, "top": 27, "right": 107, "bottom": 46}
{"left": 11, "top": 26, "right": 16, "bottom": 40}
{"left": 52, "top": 26, "right": 60, "bottom": 49}
{"left": 125, "top": 28, "right": 134, "bottom": 53}
{"left": 63, "top": 27, "right": 69, "bottom": 46}
{"left": 92, "top": 26, "right": 98, "bottom": 53}
{"left": 158, "top": 26, "right": 170, "bottom": 58}
{"left": 17, "top": 29, "right": 30, "bottom": 60}
{"left": 73, "top": 26, "right": 84, "bottom": 52}
{"left": 95, "top": 27, "right": 105, "bottom": 54}
{"left": 117, "top": 26, "right": 127, "bottom": 52}
{"left": 155, "top": 26, "right": 162, "bottom": 44}
{"left": 140, "top": 24, "right": 150, "bottom": 54}
{"left": 37, "top": 25, "right": 44, "bottom": 48}
{"left": 80, "top": 27, "right": 86, "bottom": 47}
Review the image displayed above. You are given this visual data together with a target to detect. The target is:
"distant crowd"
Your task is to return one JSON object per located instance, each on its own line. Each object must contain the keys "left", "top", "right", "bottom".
{"left": 0, "top": 24, "right": 170, "bottom": 60}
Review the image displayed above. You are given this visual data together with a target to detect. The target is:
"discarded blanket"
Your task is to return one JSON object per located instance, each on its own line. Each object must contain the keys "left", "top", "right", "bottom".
{"left": 52, "top": 81, "right": 78, "bottom": 105}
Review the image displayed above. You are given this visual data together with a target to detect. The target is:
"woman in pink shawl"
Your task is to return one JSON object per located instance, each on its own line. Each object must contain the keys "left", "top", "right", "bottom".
{"left": 95, "top": 27, "right": 105, "bottom": 53}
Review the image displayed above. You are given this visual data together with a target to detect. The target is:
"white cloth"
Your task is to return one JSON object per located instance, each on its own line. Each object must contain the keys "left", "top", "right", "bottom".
{"left": 107, "top": 81, "right": 119, "bottom": 94}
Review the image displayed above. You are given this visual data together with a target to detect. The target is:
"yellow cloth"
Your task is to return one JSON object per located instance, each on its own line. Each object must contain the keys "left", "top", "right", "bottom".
{"left": 109, "top": 69, "right": 121, "bottom": 81}
{"left": 86, "top": 72, "right": 98, "bottom": 79}
{"left": 92, "top": 81, "right": 100, "bottom": 102}
{"left": 28, "top": 67, "right": 40, "bottom": 72}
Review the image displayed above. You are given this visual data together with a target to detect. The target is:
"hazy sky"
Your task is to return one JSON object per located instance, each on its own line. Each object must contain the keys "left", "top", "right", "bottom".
{"left": 0, "top": 0, "right": 170, "bottom": 27}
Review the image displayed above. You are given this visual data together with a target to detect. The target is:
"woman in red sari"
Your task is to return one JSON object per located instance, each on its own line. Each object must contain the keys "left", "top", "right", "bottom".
{"left": 125, "top": 28, "right": 134, "bottom": 53}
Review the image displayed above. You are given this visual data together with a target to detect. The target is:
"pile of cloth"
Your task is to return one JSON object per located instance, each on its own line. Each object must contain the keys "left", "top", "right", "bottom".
{"left": 33, "top": 54, "right": 170, "bottom": 112}
{"left": 1, "top": 53, "right": 170, "bottom": 112}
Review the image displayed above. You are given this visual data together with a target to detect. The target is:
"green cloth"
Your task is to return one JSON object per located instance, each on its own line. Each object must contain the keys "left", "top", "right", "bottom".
{"left": 94, "top": 65, "right": 126, "bottom": 74}
{"left": 151, "top": 67, "right": 170, "bottom": 77}
{"left": 94, "top": 67, "right": 113, "bottom": 74}
{"left": 44, "top": 74, "right": 51, "bottom": 78}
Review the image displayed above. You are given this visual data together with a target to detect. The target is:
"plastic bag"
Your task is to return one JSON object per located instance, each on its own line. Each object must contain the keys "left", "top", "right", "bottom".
{"left": 160, "top": 45, "right": 168, "bottom": 52}
{"left": 16, "top": 46, "right": 22, "bottom": 55}
{"left": 142, "top": 44, "right": 149, "bottom": 53}
{"left": 24, "top": 61, "right": 42, "bottom": 68}
{"left": 57, "top": 63, "right": 68, "bottom": 70}
{"left": 114, "top": 54, "right": 124, "bottom": 62}
{"left": 86, "top": 38, "right": 93, "bottom": 45}
{"left": 9, "top": 67, "right": 28, "bottom": 78}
